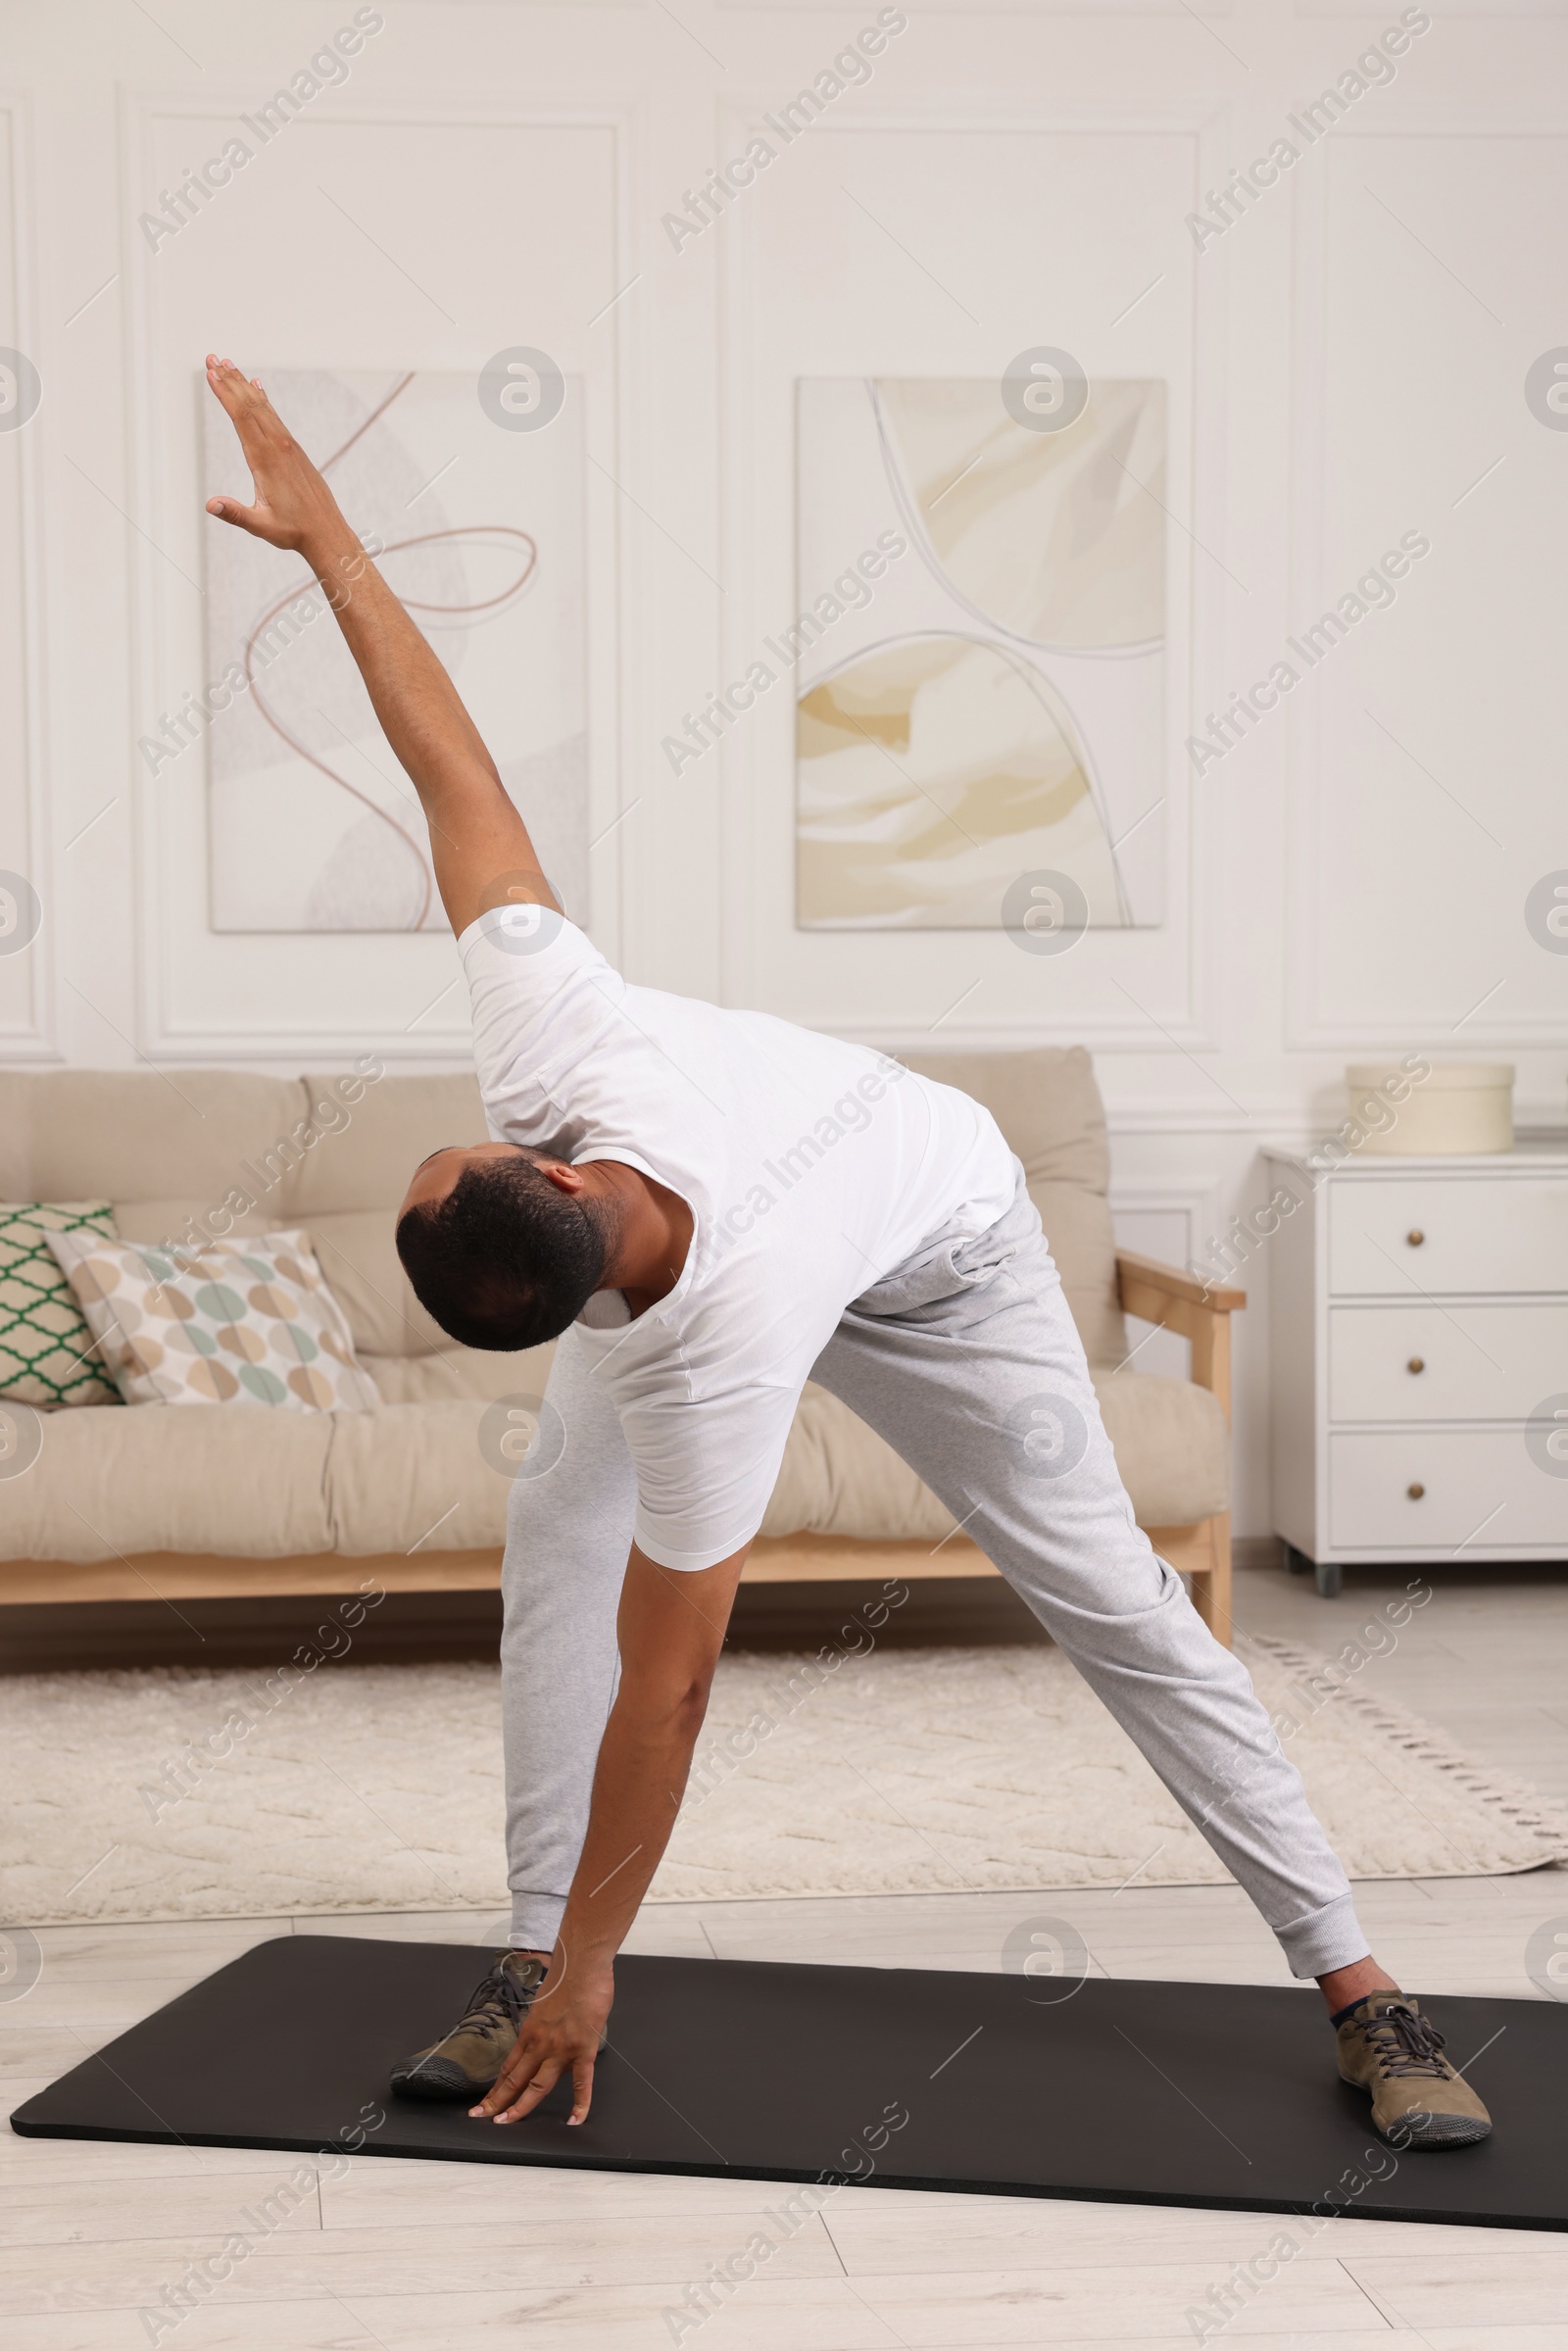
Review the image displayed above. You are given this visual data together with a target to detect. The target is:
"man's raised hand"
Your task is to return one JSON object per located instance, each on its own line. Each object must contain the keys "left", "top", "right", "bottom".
{"left": 203, "top": 356, "right": 350, "bottom": 557}
{"left": 200, "top": 347, "right": 545, "bottom": 935}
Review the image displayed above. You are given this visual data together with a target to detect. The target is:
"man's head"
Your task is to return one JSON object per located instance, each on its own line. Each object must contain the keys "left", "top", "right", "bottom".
{"left": 395, "top": 1143, "right": 613, "bottom": 1350}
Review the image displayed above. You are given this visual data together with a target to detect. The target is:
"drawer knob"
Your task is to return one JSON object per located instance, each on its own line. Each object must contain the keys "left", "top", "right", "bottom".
{"left": 1406, "top": 1356, "right": 1425, "bottom": 1375}
{"left": 1407, "top": 1482, "right": 1425, "bottom": 1500}
{"left": 1405, "top": 1229, "right": 1425, "bottom": 1248}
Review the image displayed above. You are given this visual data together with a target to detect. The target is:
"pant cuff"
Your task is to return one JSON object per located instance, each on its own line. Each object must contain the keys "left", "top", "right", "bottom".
{"left": 510, "top": 1893, "right": 567, "bottom": 1951}
{"left": 1274, "top": 1890, "right": 1371, "bottom": 1980}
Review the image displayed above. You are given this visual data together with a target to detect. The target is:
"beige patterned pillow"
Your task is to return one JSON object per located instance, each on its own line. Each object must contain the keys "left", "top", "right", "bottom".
{"left": 45, "top": 1229, "right": 379, "bottom": 1412}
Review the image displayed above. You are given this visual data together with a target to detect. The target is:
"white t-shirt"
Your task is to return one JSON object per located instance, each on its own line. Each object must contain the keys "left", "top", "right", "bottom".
{"left": 462, "top": 909, "right": 1015, "bottom": 1571}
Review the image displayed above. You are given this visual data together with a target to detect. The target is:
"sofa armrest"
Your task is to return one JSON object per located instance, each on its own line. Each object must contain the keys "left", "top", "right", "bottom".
{"left": 1116, "top": 1250, "right": 1244, "bottom": 1645}
{"left": 1115, "top": 1250, "right": 1245, "bottom": 1426}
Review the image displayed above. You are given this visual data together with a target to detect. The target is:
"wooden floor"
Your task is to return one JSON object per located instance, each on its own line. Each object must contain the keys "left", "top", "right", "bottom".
{"left": 5, "top": 1559, "right": 1568, "bottom": 2347}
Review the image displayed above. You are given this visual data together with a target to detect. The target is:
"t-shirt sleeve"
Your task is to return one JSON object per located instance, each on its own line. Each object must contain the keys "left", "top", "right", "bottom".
{"left": 459, "top": 906, "right": 622, "bottom": 1146}
{"left": 617, "top": 1383, "right": 803, "bottom": 1573}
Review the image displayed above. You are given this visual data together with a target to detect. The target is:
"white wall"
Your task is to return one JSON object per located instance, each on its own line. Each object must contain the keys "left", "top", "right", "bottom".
{"left": 1, "top": 0, "right": 1565, "bottom": 1534}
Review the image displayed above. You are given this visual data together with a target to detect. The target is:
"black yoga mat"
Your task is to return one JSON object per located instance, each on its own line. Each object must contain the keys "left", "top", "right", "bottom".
{"left": 10, "top": 1935, "right": 1563, "bottom": 2229}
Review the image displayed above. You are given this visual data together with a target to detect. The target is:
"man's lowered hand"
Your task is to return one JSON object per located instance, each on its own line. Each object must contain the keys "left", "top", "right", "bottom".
{"left": 471, "top": 1955, "right": 612, "bottom": 2129}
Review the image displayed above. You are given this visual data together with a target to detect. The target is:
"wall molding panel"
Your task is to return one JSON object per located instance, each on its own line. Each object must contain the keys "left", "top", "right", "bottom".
{"left": 716, "top": 96, "right": 1235, "bottom": 1053}
{"left": 116, "top": 86, "right": 638, "bottom": 1062}
{"left": 1285, "top": 115, "right": 1568, "bottom": 1054}
{"left": 0, "top": 93, "right": 56, "bottom": 1061}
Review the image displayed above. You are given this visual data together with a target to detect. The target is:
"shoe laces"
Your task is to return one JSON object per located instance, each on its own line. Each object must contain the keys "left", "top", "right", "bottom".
{"left": 1359, "top": 2001, "right": 1450, "bottom": 2079}
{"left": 455, "top": 1953, "right": 541, "bottom": 2037}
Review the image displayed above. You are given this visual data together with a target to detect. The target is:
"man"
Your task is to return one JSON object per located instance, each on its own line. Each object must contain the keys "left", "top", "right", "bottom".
{"left": 204, "top": 356, "right": 1490, "bottom": 2152}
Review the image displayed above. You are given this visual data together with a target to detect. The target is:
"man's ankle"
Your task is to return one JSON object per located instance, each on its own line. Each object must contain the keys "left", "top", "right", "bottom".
{"left": 1317, "top": 1955, "right": 1400, "bottom": 2018}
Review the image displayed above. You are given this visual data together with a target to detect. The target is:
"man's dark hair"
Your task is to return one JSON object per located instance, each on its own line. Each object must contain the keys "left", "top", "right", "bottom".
{"left": 396, "top": 1154, "right": 609, "bottom": 1350}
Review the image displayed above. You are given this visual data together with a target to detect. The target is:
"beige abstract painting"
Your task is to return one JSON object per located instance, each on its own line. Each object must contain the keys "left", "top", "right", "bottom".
{"left": 795, "top": 376, "right": 1166, "bottom": 931}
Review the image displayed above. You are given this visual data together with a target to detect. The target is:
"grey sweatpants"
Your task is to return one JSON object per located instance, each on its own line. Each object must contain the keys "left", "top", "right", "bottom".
{"left": 500, "top": 1168, "right": 1369, "bottom": 1979}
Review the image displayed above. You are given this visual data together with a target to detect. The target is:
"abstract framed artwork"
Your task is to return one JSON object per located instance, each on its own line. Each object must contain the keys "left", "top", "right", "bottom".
{"left": 199, "top": 368, "right": 587, "bottom": 933}
{"left": 795, "top": 375, "right": 1166, "bottom": 932}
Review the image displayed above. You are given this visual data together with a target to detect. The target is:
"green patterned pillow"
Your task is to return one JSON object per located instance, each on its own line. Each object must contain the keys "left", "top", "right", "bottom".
{"left": 0, "top": 1202, "right": 122, "bottom": 1408}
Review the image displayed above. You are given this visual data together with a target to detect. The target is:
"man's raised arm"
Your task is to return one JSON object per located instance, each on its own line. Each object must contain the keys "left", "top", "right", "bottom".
{"left": 203, "top": 356, "right": 556, "bottom": 939}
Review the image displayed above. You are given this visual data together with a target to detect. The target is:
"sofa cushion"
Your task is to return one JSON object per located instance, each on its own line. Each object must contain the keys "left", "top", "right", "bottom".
{"left": 302, "top": 1210, "right": 449, "bottom": 1360}
{"left": 0, "top": 1072, "right": 311, "bottom": 1211}
{"left": 0, "top": 1402, "right": 335, "bottom": 1562}
{"left": 322, "top": 1399, "right": 512, "bottom": 1556}
{"left": 759, "top": 1374, "right": 1228, "bottom": 1544}
{"left": 113, "top": 1199, "right": 278, "bottom": 1251}
{"left": 286, "top": 1075, "right": 494, "bottom": 1357}
{"left": 293, "top": 1072, "right": 489, "bottom": 1212}
{"left": 366, "top": 1342, "right": 556, "bottom": 1406}
{"left": 1096, "top": 1373, "right": 1230, "bottom": 1526}
{"left": 900, "top": 1048, "right": 1127, "bottom": 1368}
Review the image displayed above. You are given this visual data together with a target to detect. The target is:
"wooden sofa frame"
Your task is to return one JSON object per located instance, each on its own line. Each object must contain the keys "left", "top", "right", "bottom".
{"left": 0, "top": 1255, "right": 1244, "bottom": 1644}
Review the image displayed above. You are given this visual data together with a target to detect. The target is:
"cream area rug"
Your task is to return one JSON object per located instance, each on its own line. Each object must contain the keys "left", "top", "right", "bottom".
{"left": 6, "top": 1638, "right": 1566, "bottom": 1926}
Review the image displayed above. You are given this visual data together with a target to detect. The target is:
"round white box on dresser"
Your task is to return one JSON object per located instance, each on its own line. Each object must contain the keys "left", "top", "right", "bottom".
{"left": 1347, "top": 1061, "right": 1514, "bottom": 1154}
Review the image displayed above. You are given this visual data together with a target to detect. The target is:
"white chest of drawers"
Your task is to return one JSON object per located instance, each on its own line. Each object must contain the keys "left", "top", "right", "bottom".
{"left": 1265, "top": 1144, "right": 1568, "bottom": 1595}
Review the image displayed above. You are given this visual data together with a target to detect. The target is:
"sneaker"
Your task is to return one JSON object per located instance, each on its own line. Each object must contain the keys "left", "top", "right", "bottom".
{"left": 390, "top": 1950, "right": 548, "bottom": 2102}
{"left": 1336, "top": 1989, "right": 1493, "bottom": 2149}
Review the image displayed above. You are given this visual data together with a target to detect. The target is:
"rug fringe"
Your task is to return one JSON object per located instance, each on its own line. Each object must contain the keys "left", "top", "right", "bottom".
{"left": 1240, "top": 1633, "right": 1568, "bottom": 1859}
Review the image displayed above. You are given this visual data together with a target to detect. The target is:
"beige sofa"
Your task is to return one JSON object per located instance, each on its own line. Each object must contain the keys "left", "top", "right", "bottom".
{"left": 0, "top": 1051, "right": 1243, "bottom": 1641}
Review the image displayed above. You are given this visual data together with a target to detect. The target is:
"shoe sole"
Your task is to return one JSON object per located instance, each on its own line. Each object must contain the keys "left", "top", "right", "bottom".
{"left": 390, "top": 2060, "right": 498, "bottom": 2102}
{"left": 1375, "top": 2109, "right": 1492, "bottom": 2149}
{"left": 1340, "top": 2076, "right": 1492, "bottom": 2150}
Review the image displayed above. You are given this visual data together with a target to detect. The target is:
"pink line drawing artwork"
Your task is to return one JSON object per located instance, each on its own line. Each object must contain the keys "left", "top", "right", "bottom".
{"left": 202, "top": 367, "right": 587, "bottom": 936}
